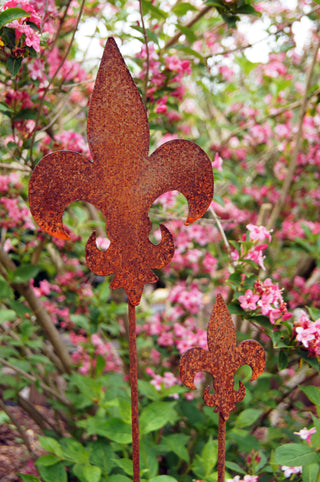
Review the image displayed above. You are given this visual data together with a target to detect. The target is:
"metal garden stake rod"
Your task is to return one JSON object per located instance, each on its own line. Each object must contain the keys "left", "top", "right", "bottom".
{"left": 180, "top": 294, "right": 266, "bottom": 481}
{"left": 28, "top": 37, "right": 213, "bottom": 481}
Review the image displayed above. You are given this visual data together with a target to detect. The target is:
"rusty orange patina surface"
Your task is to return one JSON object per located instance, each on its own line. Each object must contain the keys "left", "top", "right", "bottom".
{"left": 29, "top": 37, "right": 214, "bottom": 306}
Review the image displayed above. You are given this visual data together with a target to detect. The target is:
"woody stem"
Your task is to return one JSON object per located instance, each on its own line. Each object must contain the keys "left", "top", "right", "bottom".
{"left": 218, "top": 413, "right": 226, "bottom": 482}
{"left": 128, "top": 302, "right": 140, "bottom": 482}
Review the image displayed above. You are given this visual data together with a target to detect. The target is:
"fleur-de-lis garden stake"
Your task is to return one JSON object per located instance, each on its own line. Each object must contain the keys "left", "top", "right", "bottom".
{"left": 29, "top": 37, "right": 214, "bottom": 481}
{"left": 180, "top": 294, "right": 265, "bottom": 482}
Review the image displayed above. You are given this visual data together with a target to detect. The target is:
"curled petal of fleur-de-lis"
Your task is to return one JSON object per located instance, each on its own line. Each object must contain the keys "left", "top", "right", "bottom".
{"left": 29, "top": 37, "right": 214, "bottom": 306}
{"left": 180, "top": 294, "right": 265, "bottom": 420}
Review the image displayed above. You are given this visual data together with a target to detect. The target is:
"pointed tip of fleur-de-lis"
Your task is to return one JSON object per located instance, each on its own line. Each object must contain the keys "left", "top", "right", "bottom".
{"left": 28, "top": 37, "right": 214, "bottom": 306}
{"left": 180, "top": 294, "right": 265, "bottom": 420}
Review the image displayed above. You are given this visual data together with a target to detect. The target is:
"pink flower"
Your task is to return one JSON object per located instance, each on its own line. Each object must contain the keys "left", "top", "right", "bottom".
{"left": 245, "top": 244, "right": 268, "bottom": 270}
{"left": 155, "top": 96, "right": 168, "bottom": 113}
{"left": 238, "top": 289, "right": 259, "bottom": 310}
{"left": 247, "top": 224, "right": 272, "bottom": 243}
{"left": 294, "top": 427, "right": 316, "bottom": 444}
{"left": 281, "top": 466, "right": 302, "bottom": 478}
{"left": 212, "top": 153, "right": 223, "bottom": 171}
{"left": 295, "top": 315, "right": 320, "bottom": 356}
{"left": 219, "top": 65, "right": 234, "bottom": 82}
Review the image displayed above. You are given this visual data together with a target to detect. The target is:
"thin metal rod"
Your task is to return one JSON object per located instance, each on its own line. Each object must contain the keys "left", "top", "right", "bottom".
{"left": 218, "top": 413, "right": 226, "bottom": 482}
{"left": 128, "top": 302, "right": 140, "bottom": 482}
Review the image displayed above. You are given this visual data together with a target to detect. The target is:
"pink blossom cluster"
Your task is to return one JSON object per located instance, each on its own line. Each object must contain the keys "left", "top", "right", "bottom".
{"left": 1, "top": 1, "right": 42, "bottom": 52}
{"left": 140, "top": 311, "right": 207, "bottom": 355}
{"left": 168, "top": 281, "right": 203, "bottom": 314}
{"left": 231, "top": 224, "right": 272, "bottom": 271}
{"left": 238, "top": 278, "right": 292, "bottom": 325}
{"left": 294, "top": 426, "right": 316, "bottom": 444}
{"left": 146, "top": 367, "right": 179, "bottom": 397}
{"left": 39, "top": 131, "right": 90, "bottom": 158}
{"left": 46, "top": 46, "right": 90, "bottom": 84}
{"left": 70, "top": 332, "right": 122, "bottom": 375}
{"left": 137, "top": 43, "right": 191, "bottom": 113}
{"left": 0, "top": 173, "right": 21, "bottom": 193}
{"left": 287, "top": 274, "right": 320, "bottom": 310}
{"left": 31, "top": 258, "right": 94, "bottom": 328}
{"left": 0, "top": 196, "right": 34, "bottom": 230}
{"left": 211, "top": 199, "right": 251, "bottom": 230}
{"left": 281, "top": 466, "right": 302, "bottom": 478}
{"left": 227, "top": 476, "right": 258, "bottom": 482}
{"left": 295, "top": 314, "right": 320, "bottom": 357}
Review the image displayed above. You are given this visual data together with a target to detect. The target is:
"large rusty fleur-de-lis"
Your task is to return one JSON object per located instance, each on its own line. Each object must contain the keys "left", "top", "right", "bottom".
{"left": 29, "top": 37, "right": 214, "bottom": 482}
{"left": 180, "top": 294, "right": 265, "bottom": 481}
{"left": 28, "top": 37, "right": 213, "bottom": 307}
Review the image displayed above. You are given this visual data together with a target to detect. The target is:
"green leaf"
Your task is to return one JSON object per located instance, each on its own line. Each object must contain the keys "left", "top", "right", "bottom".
{"left": 205, "top": 0, "right": 225, "bottom": 7}
{"left": 176, "top": 25, "right": 196, "bottom": 43}
{"left": 89, "top": 439, "right": 115, "bottom": 476}
{"left": 113, "top": 458, "right": 133, "bottom": 476}
{"left": 235, "top": 409, "right": 262, "bottom": 428}
{"left": 61, "top": 438, "right": 89, "bottom": 464}
{"left": 170, "top": 44, "right": 204, "bottom": 61}
{"left": 37, "top": 462, "right": 67, "bottom": 482}
{"left": 159, "top": 433, "right": 190, "bottom": 463}
{"left": 36, "top": 455, "right": 60, "bottom": 467}
{"left": 149, "top": 477, "right": 178, "bottom": 482}
{"left": 7, "top": 56, "right": 22, "bottom": 77}
{"left": 300, "top": 386, "right": 320, "bottom": 409}
{"left": 14, "top": 108, "right": 37, "bottom": 121}
{"left": 38, "top": 436, "right": 64, "bottom": 458}
{"left": 302, "top": 464, "right": 320, "bottom": 482}
{"left": 73, "top": 464, "right": 102, "bottom": 482}
{"left": 227, "top": 302, "right": 244, "bottom": 315}
{"left": 78, "top": 417, "right": 132, "bottom": 444}
{"left": 107, "top": 476, "right": 131, "bottom": 482}
{"left": 138, "top": 380, "right": 160, "bottom": 401}
{"left": 0, "top": 278, "right": 13, "bottom": 298}
{"left": 11, "top": 264, "right": 40, "bottom": 283}
{"left": 274, "top": 444, "right": 320, "bottom": 466}
{"left": 172, "top": 2, "right": 197, "bottom": 16}
{"left": 225, "top": 461, "right": 246, "bottom": 475}
{"left": 236, "top": 5, "right": 261, "bottom": 16}
{"left": 0, "top": 309, "right": 16, "bottom": 323}
{"left": 140, "top": 401, "right": 178, "bottom": 435}
{"left": 19, "top": 475, "right": 41, "bottom": 482}
{"left": 202, "top": 438, "right": 218, "bottom": 476}
{"left": 7, "top": 300, "right": 32, "bottom": 316}
{"left": 0, "top": 7, "right": 30, "bottom": 29}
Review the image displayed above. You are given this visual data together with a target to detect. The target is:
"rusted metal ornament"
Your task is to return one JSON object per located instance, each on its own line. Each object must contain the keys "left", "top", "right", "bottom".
{"left": 28, "top": 37, "right": 214, "bottom": 306}
{"left": 180, "top": 294, "right": 265, "bottom": 481}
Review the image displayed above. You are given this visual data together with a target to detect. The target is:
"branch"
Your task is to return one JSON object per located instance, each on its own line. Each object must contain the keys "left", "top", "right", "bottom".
{"left": 267, "top": 34, "right": 320, "bottom": 230}
{"left": 29, "top": 0, "right": 86, "bottom": 166}
{"left": 0, "top": 357, "right": 71, "bottom": 407}
{"left": 164, "top": 5, "right": 214, "bottom": 50}
{"left": 0, "top": 398, "right": 34, "bottom": 454}
{"left": 0, "top": 247, "right": 72, "bottom": 374}
{"left": 139, "top": 0, "right": 150, "bottom": 105}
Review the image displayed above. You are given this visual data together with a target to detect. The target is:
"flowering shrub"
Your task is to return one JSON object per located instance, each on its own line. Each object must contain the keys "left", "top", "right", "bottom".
{"left": 0, "top": 0, "right": 320, "bottom": 481}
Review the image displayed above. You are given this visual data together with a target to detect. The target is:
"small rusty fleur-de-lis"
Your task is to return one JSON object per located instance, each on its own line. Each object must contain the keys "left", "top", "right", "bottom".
{"left": 180, "top": 294, "right": 265, "bottom": 419}
{"left": 180, "top": 294, "right": 265, "bottom": 481}
{"left": 28, "top": 37, "right": 213, "bottom": 307}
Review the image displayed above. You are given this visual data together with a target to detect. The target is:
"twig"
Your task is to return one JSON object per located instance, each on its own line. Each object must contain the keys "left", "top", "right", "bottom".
{"left": 209, "top": 206, "right": 235, "bottom": 269}
{"left": 221, "top": 87, "right": 320, "bottom": 145}
{"left": 0, "top": 247, "right": 72, "bottom": 374}
{"left": 0, "top": 162, "right": 31, "bottom": 172}
{"left": 0, "top": 398, "right": 34, "bottom": 454}
{"left": 139, "top": 0, "right": 150, "bottom": 105}
{"left": 267, "top": 34, "right": 320, "bottom": 230}
{"left": 17, "top": 394, "right": 61, "bottom": 436}
{"left": 164, "top": 5, "right": 214, "bottom": 50}
{"left": 0, "top": 357, "right": 71, "bottom": 407}
{"left": 29, "top": 0, "right": 86, "bottom": 166}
